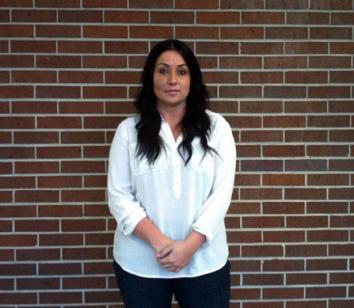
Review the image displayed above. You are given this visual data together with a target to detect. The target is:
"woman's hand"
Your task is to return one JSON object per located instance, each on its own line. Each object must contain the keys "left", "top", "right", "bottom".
{"left": 156, "top": 230, "right": 206, "bottom": 272}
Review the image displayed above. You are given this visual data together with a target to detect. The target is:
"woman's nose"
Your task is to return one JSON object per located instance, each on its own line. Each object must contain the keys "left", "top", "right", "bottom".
{"left": 167, "top": 71, "right": 177, "bottom": 84}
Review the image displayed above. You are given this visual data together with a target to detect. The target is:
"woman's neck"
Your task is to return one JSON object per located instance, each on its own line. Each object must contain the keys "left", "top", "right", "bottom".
{"left": 158, "top": 105, "right": 186, "bottom": 140}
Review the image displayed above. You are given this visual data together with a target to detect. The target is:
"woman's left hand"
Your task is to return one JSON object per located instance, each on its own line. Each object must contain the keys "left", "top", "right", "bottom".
{"left": 156, "top": 230, "right": 206, "bottom": 272}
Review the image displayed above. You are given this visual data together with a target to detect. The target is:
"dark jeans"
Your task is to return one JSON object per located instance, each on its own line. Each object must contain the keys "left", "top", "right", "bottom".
{"left": 113, "top": 260, "right": 230, "bottom": 308}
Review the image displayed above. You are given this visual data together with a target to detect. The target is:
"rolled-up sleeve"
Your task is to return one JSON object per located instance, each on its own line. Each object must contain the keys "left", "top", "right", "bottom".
{"left": 192, "top": 116, "right": 236, "bottom": 243}
{"left": 107, "top": 121, "right": 147, "bottom": 236}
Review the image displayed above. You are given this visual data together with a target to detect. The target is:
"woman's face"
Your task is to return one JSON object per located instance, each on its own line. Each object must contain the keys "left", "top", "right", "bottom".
{"left": 153, "top": 50, "right": 191, "bottom": 111}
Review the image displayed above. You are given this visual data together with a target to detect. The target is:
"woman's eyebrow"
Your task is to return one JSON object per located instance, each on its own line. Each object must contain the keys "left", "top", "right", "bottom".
{"left": 156, "top": 63, "right": 188, "bottom": 67}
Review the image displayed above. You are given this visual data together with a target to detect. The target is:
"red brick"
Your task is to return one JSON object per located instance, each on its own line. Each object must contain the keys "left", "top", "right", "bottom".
{"left": 59, "top": 101, "right": 103, "bottom": 114}
{"left": 129, "top": 0, "right": 172, "bottom": 8}
{"left": 287, "top": 12, "right": 329, "bottom": 24}
{"left": 329, "top": 188, "right": 354, "bottom": 200}
{"left": 16, "top": 190, "right": 59, "bottom": 203}
{"left": 59, "top": 10, "right": 103, "bottom": 22}
{"left": 286, "top": 71, "right": 327, "bottom": 84}
{"left": 0, "top": 147, "right": 34, "bottom": 159}
{"left": 39, "top": 205, "right": 82, "bottom": 217}
{"left": 37, "top": 55, "right": 81, "bottom": 68}
{"left": 83, "top": 86, "right": 126, "bottom": 98}
{"left": 61, "top": 161, "right": 105, "bottom": 173}
{"left": 197, "top": 41, "right": 239, "bottom": 54}
{"left": 105, "top": 41, "right": 148, "bottom": 53}
{"left": 266, "top": 0, "right": 308, "bottom": 9}
{"left": 39, "top": 234, "right": 83, "bottom": 246}
{"left": 15, "top": 219, "right": 59, "bottom": 232}
{"left": 40, "top": 291, "right": 82, "bottom": 304}
{"left": 175, "top": 0, "right": 218, "bottom": 9}
{"left": 83, "top": 25, "right": 127, "bottom": 38}
{"left": 220, "top": 56, "right": 262, "bottom": 69}
{"left": 229, "top": 202, "right": 260, "bottom": 215}
{"left": 266, "top": 27, "right": 308, "bottom": 39}
{"left": 307, "top": 258, "right": 347, "bottom": 271}
{"left": 287, "top": 216, "right": 328, "bottom": 228}
{"left": 330, "top": 42, "right": 354, "bottom": 54}
{"left": 15, "top": 160, "right": 59, "bottom": 174}
{"left": 38, "top": 176, "right": 82, "bottom": 188}
{"left": 240, "top": 101, "right": 282, "bottom": 113}
{"left": 12, "top": 70, "right": 56, "bottom": 83}
{"left": 37, "top": 86, "right": 81, "bottom": 98}
{"left": 0, "top": 24, "right": 33, "bottom": 37}
{"left": 308, "top": 230, "right": 348, "bottom": 242}
{"left": 244, "top": 273, "right": 283, "bottom": 285}
{"left": 286, "top": 42, "right": 328, "bottom": 54}
{"left": 12, "top": 9, "right": 56, "bottom": 22}
{"left": 235, "top": 174, "right": 260, "bottom": 186}
{"left": 0, "top": 162, "right": 12, "bottom": 174}
{"left": 197, "top": 11, "right": 239, "bottom": 24}
{"left": 307, "top": 202, "right": 348, "bottom": 214}
{"left": 85, "top": 290, "right": 121, "bottom": 303}
{"left": 105, "top": 10, "right": 148, "bottom": 23}
{"left": 287, "top": 273, "right": 327, "bottom": 285}
{"left": 0, "top": 220, "right": 11, "bottom": 232}
{"left": 17, "top": 277, "right": 60, "bottom": 290}
{"left": 286, "top": 245, "right": 327, "bottom": 257}
{"left": 330, "top": 130, "right": 354, "bottom": 142}
{"left": 105, "top": 71, "right": 140, "bottom": 84}
{"left": 225, "top": 116, "right": 261, "bottom": 128}
{"left": 130, "top": 26, "right": 173, "bottom": 38}
{"left": 331, "top": 71, "right": 354, "bottom": 83}
{"left": 63, "top": 247, "right": 106, "bottom": 260}
{"left": 307, "top": 286, "right": 346, "bottom": 298}
{"left": 0, "top": 278, "right": 13, "bottom": 290}
{"left": 241, "top": 42, "right": 283, "bottom": 54}
{"left": 308, "top": 174, "right": 349, "bottom": 186}
{"left": 243, "top": 216, "right": 284, "bottom": 228}
{"left": 0, "top": 176, "right": 35, "bottom": 188}
{"left": 263, "top": 259, "right": 304, "bottom": 271}
{"left": 263, "top": 202, "right": 304, "bottom": 214}
{"left": 14, "top": 131, "right": 58, "bottom": 144}
{"left": 285, "top": 130, "right": 327, "bottom": 142}
{"left": 36, "top": 0, "right": 80, "bottom": 7}
{"left": 36, "top": 25, "right": 81, "bottom": 37}
{"left": 264, "top": 287, "right": 304, "bottom": 299}
{"left": 331, "top": 216, "right": 354, "bottom": 228}
{"left": 263, "top": 174, "right": 305, "bottom": 186}
{"left": 330, "top": 273, "right": 354, "bottom": 284}
{"left": 264, "top": 56, "right": 307, "bottom": 69}
{"left": 83, "top": 55, "right": 126, "bottom": 68}
{"left": 264, "top": 230, "right": 305, "bottom": 242}
{"left": 220, "top": 85, "right": 262, "bottom": 98}
{"left": 0, "top": 55, "right": 34, "bottom": 67}
{"left": 221, "top": 0, "right": 264, "bottom": 9}
{"left": 241, "top": 72, "right": 282, "bottom": 84}
{"left": 0, "top": 116, "right": 34, "bottom": 129}
{"left": 59, "top": 71, "right": 103, "bottom": 84}
{"left": 311, "top": 27, "right": 352, "bottom": 39}
{"left": 284, "top": 101, "right": 327, "bottom": 113}
{"left": 242, "top": 245, "right": 283, "bottom": 257}
{"left": 331, "top": 12, "right": 354, "bottom": 25}
{"left": 307, "top": 145, "right": 349, "bottom": 157}
{"left": 61, "top": 131, "right": 105, "bottom": 144}
{"left": 58, "top": 41, "right": 102, "bottom": 53}
{"left": 0, "top": 293, "right": 37, "bottom": 305}
{"left": 61, "top": 189, "right": 105, "bottom": 202}
{"left": 310, "top": 0, "right": 352, "bottom": 10}
{"left": 83, "top": 0, "right": 126, "bottom": 7}
{"left": 241, "top": 160, "right": 282, "bottom": 172}
{"left": 309, "top": 56, "right": 351, "bottom": 68}
{"left": 329, "top": 244, "right": 354, "bottom": 256}
{"left": 243, "top": 11, "right": 284, "bottom": 24}
{"left": 63, "top": 276, "right": 106, "bottom": 289}
{"left": 17, "top": 248, "right": 60, "bottom": 261}
{"left": 221, "top": 27, "right": 264, "bottom": 39}
{"left": 11, "top": 40, "right": 56, "bottom": 53}
{"left": 241, "top": 188, "right": 282, "bottom": 200}
{"left": 227, "top": 230, "right": 260, "bottom": 243}
{"left": 329, "top": 100, "right": 354, "bottom": 112}
{"left": 37, "top": 116, "right": 81, "bottom": 128}
{"left": 84, "top": 204, "right": 111, "bottom": 217}
{"left": 264, "top": 86, "right": 306, "bottom": 98}
{"left": 84, "top": 146, "right": 109, "bottom": 158}
{"left": 61, "top": 219, "right": 106, "bottom": 232}
{"left": 242, "top": 130, "right": 283, "bottom": 142}
{"left": 37, "top": 146, "right": 81, "bottom": 158}
{"left": 264, "top": 116, "right": 305, "bottom": 128}
{"left": 285, "top": 188, "right": 326, "bottom": 199}
{"left": 0, "top": 86, "right": 33, "bottom": 98}
{"left": 85, "top": 233, "right": 114, "bottom": 246}
{"left": 84, "top": 116, "right": 123, "bottom": 128}
{"left": 0, "top": 235, "right": 37, "bottom": 247}
{"left": 330, "top": 159, "right": 354, "bottom": 171}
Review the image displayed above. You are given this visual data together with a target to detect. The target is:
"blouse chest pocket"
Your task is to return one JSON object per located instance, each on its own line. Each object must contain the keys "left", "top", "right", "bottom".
{"left": 129, "top": 143, "right": 166, "bottom": 175}
{"left": 190, "top": 148, "right": 215, "bottom": 177}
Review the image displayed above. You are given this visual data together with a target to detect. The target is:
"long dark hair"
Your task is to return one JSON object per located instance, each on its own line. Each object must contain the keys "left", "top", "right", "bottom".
{"left": 134, "top": 39, "right": 213, "bottom": 165}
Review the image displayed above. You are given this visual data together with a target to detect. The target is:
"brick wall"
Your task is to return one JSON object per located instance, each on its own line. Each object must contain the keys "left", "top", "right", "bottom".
{"left": 0, "top": 0, "right": 353, "bottom": 307}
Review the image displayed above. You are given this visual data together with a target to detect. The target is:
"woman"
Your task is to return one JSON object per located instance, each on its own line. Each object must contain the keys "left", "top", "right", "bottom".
{"left": 108, "top": 39, "right": 236, "bottom": 307}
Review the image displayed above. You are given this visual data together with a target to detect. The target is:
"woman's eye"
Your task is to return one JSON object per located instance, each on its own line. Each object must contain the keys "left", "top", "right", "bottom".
{"left": 158, "top": 68, "right": 167, "bottom": 74}
{"left": 178, "top": 70, "right": 187, "bottom": 75}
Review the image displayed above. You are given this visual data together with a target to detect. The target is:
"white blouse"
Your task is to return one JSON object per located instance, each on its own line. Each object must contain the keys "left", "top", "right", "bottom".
{"left": 108, "top": 110, "right": 236, "bottom": 278}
